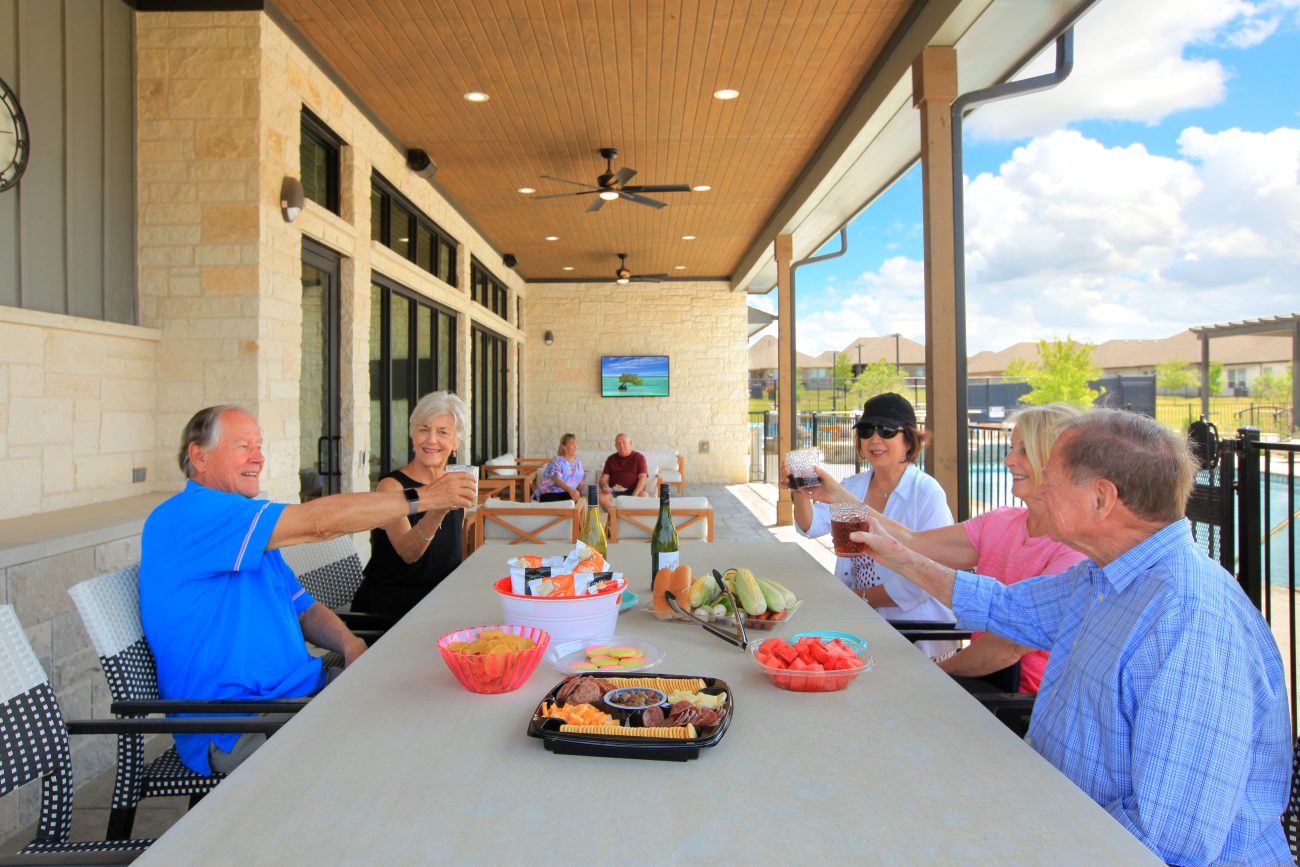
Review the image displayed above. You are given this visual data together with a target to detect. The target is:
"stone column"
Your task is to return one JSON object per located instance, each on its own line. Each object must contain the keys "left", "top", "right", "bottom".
{"left": 912, "top": 46, "right": 960, "bottom": 516}
{"left": 775, "top": 234, "right": 795, "bottom": 526}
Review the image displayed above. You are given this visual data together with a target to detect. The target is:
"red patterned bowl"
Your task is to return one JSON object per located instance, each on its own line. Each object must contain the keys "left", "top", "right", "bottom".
{"left": 437, "top": 624, "right": 550, "bottom": 694}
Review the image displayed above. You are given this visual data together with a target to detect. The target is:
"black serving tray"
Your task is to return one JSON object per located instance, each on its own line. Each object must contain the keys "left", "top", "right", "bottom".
{"left": 526, "top": 673, "right": 734, "bottom": 762}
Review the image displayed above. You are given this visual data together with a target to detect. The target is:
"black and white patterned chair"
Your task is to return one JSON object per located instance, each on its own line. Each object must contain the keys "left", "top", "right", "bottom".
{"left": 0, "top": 604, "right": 152, "bottom": 859}
{"left": 68, "top": 566, "right": 222, "bottom": 840}
{"left": 68, "top": 566, "right": 306, "bottom": 841}
{"left": 1284, "top": 737, "right": 1300, "bottom": 864}
{"left": 280, "top": 536, "right": 395, "bottom": 642}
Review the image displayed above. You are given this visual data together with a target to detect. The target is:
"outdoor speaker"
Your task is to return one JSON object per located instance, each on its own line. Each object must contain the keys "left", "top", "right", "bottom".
{"left": 406, "top": 148, "right": 435, "bottom": 175}
{"left": 503, "top": 254, "right": 518, "bottom": 269}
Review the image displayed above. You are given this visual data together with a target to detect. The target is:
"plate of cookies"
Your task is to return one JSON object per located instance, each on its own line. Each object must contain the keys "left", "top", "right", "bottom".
{"left": 542, "top": 635, "right": 665, "bottom": 675}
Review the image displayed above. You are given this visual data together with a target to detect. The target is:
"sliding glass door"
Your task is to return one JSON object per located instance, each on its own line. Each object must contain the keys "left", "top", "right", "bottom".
{"left": 472, "top": 326, "right": 509, "bottom": 465}
{"left": 300, "top": 240, "right": 341, "bottom": 500}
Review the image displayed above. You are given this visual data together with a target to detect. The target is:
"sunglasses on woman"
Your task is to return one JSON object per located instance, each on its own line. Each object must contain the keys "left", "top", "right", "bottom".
{"left": 856, "top": 423, "right": 903, "bottom": 439}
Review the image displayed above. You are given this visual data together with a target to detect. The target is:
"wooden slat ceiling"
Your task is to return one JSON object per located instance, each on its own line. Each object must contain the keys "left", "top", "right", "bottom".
{"left": 272, "top": 0, "right": 912, "bottom": 283}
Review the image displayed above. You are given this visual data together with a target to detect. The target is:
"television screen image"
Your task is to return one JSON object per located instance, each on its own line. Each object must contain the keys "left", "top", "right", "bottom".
{"left": 600, "top": 355, "right": 670, "bottom": 397}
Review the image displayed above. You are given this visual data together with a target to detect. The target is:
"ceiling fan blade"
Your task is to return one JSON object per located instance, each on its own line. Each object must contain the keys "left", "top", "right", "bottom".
{"left": 613, "top": 166, "right": 637, "bottom": 186}
{"left": 540, "top": 175, "right": 600, "bottom": 190}
{"left": 532, "top": 191, "right": 598, "bottom": 200}
{"left": 632, "top": 274, "right": 667, "bottom": 282}
{"left": 620, "top": 191, "right": 668, "bottom": 209}
{"left": 586, "top": 197, "right": 606, "bottom": 213}
{"left": 621, "top": 184, "right": 691, "bottom": 193}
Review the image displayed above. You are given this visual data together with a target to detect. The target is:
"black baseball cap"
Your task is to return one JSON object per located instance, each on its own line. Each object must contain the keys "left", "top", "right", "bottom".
{"left": 856, "top": 392, "right": 917, "bottom": 430}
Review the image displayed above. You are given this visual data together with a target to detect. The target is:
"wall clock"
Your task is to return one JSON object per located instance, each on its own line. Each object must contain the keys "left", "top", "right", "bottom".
{"left": 0, "top": 75, "right": 30, "bottom": 193}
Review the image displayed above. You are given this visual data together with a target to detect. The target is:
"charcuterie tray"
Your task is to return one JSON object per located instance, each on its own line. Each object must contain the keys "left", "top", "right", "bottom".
{"left": 526, "top": 673, "right": 733, "bottom": 761}
{"left": 641, "top": 599, "right": 803, "bottom": 631}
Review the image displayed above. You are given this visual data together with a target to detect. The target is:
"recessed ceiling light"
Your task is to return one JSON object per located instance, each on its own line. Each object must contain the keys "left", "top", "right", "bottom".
{"left": 713, "top": 88, "right": 740, "bottom": 100}
{"left": 598, "top": 191, "right": 620, "bottom": 201}
{"left": 517, "top": 187, "right": 535, "bottom": 194}
{"left": 674, "top": 265, "right": 686, "bottom": 270}
{"left": 562, "top": 266, "right": 574, "bottom": 271}
{"left": 692, "top": 184, "right": 711, "bottom": 192}
{"left": 682, "top": 235, "right": 696, "bottom": 241}
{"left": 545, "top": 235, "right": 559, "bottom": 241}
{"left": 463, "top": 91, "right": 490, "bottom": 103}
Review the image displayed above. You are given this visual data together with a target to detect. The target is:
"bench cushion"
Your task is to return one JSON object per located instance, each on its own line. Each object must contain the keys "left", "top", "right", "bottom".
{"left": 484, "top": 453, "right": 519, "bottom": 477}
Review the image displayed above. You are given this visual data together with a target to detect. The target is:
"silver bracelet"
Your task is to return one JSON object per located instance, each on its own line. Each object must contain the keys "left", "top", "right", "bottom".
{"left": 414, "top": 517, "right": 438, "bottom": 542}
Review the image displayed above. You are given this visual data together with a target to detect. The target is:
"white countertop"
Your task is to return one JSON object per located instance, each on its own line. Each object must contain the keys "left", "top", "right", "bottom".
{"left": 137, "top": 541, "right": 1157, "bottom": 865}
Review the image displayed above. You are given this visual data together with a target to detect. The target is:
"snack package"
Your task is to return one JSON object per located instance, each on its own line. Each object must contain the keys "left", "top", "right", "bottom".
{"left": 527, "top": 572, "right": 577, "bottom": 597}
{"left": 509, "top": 544, "right": 612, "bottom": 595}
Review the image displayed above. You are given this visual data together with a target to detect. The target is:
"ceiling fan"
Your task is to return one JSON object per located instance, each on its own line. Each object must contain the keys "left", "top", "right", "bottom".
{"left": 613, "top": 253, "right": 667, "bottom": 284}
{"left": 535, "top": 147, "right": 691, "bottom": 212}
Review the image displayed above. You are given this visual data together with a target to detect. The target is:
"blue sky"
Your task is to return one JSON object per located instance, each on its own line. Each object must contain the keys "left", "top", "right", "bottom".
{"left": 750, "top": 0, "right": 1300, "bottom": 356}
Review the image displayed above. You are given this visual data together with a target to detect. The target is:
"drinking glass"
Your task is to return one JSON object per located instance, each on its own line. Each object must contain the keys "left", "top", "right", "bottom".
{"left": 829, "top": 502, "right": 872, "bottom": 557}
{"left": 445, "top": 464, "right": 478, "bottom": 499}
{"left": 785, "top": 447, "right": 823, "bottom": 491}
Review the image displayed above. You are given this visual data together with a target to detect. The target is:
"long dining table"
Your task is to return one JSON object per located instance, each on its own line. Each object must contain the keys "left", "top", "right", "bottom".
{"left": 136, "top": 541, "right": 1158, "bottom": 865}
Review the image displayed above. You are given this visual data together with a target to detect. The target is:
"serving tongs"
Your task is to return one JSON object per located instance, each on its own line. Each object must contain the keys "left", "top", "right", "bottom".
{"left": 664, "top": 569, "right": 750, "bottom": 651}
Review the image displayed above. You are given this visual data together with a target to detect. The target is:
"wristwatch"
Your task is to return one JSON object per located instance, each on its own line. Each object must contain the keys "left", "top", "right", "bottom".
{"left": 403, "top": 486, "right": 420, "bottom": 517}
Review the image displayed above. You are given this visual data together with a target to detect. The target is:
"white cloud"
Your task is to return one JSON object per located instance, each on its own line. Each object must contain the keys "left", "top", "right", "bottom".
{"left": 966, "top": 0, "right": 1291, "bottom": 139}
{"left": 793, "top": 127, "right": 1300, "bottom": 355}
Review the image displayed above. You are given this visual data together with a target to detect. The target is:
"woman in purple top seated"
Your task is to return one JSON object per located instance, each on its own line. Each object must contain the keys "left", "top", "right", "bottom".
{"left": 534, "top": 433, "right": 584, "bottom": 502}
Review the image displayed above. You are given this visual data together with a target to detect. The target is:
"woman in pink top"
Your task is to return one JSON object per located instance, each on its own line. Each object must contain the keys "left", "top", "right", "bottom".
{"left": 815, "top": 403, "right": 1085, "bottom": 693}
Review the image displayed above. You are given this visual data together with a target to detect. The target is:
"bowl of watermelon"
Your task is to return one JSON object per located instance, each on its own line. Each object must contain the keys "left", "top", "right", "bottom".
{"left": 749, "top": 634, "right": 872, "bottom": 692}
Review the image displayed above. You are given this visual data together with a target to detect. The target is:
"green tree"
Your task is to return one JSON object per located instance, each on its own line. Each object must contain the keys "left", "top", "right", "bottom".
{"left": 1252, "top": 369, "right": 1293, "bottom": 403}
{"left": 832, "top": 351, "right": 855, "bottom": 383}
{"left": 849, "top": 357, "right": 905, "bottom": 404}
{"left": 1015, "top": 338, "right": 1104, "bottom": 408}
{"left": 1156, "top": 359, "right": 1197, "bottom": 393}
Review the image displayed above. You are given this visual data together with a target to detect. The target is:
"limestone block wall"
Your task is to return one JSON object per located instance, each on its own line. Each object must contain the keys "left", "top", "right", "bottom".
{"left": 257, "top": 16, "right": 525, "bottom": 495}
{"left": 135, "top": 11, "right": 268, "bottom": 495}
{"left": 0, "top": 308, "right": 160, "bottom": 521}
{"left": 0, "top": 533, "right": 142, "bottom": 841}
{"left": 523, "top": 282, "right": 749, "bottom": 484}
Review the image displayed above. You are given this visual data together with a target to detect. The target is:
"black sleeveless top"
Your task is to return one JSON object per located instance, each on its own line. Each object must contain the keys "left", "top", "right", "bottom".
{"left": 354, "top": 469, "right": 464, "bottom": 620}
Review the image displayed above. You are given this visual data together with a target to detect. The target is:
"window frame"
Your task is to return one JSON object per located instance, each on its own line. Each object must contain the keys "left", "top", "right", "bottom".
{"left": 370, "top": 172, "right": 458, "bottom": 287}
{"left": 470, "top": 257, "right": 510, "bottom": 321}
{"left": 370, "top": 273, "right": 460, "bottom": 482}
{"left": 300, "top": 107, "right": 342, "bottom": 215}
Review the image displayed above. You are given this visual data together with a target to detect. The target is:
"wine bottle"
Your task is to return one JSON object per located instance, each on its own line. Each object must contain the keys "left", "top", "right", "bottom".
{"left": 649, "top": 483, "right": 679, "bottom": 591}
{"left": 577, "top": 484, "right": 607, "bottom": 558}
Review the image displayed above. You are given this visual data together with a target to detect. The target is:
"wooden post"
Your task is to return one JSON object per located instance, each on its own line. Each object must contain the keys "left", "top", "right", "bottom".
{"left": 912, "top": 47, "right": 960, "bottom": 517}
{"left": 775, "top": 234, "right": 795, "bottom": 525}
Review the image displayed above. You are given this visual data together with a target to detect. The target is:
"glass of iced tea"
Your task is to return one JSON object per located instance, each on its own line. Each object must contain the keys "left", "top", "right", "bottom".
{"left": 829, "top": 502, "right": 872, "bottom": 556}
{"left": 785, "top": 447, "right": 824, "bottom": 491}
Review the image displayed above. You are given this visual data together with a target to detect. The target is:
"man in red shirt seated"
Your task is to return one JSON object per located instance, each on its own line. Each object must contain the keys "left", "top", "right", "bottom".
{"left": 598, "top": 433, "right": 650, "bottom": 515}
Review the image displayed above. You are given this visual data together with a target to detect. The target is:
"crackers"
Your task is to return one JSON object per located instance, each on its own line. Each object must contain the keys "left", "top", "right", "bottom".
{"left": 559, "top": 724, "right": 698, "bottom": 739}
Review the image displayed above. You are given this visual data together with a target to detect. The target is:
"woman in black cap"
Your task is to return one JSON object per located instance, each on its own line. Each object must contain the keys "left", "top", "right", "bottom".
{"left": 787, "top": 392, "right": 957, "bottom": 656}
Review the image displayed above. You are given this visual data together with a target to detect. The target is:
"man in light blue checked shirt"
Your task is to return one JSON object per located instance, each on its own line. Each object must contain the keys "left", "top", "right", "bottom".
{"left": 855, "top": 409, "right": 1291, "bottom": 866}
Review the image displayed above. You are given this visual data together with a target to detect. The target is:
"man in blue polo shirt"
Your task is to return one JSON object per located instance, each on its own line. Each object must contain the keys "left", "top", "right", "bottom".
{"left": 141, "top": 404, "right": 476, "bottom": 775}
{"left": 853, "top": 409, "right": 1291, "bottom": 865}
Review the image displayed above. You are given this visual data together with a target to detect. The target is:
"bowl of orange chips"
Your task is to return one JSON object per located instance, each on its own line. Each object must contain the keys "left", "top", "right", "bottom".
{"left": 437, "top": 624, "right": 550, "bottom": 694}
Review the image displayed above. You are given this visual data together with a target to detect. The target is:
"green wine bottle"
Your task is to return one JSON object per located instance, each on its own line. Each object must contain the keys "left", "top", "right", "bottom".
{"left": 649, "top": 483, "right": 679, "bottom": 592}
{"left": 578, "top": 484, "right": 607, "bottom": 558}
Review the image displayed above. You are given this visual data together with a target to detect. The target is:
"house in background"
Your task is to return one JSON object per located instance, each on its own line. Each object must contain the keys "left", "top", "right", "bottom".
{"left": 836, "top": 333, "right": 927, "bottom": 379}
{"left": 748, "top": 335, "right": 827, "bottom": 396}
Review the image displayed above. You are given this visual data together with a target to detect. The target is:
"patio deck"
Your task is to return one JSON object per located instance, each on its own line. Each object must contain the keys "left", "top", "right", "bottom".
{"left": 1, "top": 483, "right": 832, "bottom": 854}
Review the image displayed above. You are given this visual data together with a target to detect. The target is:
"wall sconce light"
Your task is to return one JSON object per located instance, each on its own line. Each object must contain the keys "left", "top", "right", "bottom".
{"left": 544, "top": 331, "right": 554, "bottom": 345}
{"left": 280, "top": 176, "right": 304, "bottom": 223}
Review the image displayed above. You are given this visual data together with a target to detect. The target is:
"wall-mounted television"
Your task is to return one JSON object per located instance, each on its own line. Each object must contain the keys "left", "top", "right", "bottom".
{"left": 601, "top": 355, "right": 670, "bottom": 397}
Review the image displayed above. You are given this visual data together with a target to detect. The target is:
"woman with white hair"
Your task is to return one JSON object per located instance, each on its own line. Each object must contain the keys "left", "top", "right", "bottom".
{"left": 355, "top": 391, "right": 472, "bottom": 618}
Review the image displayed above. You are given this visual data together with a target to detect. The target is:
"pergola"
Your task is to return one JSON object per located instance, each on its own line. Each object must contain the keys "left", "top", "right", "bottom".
{"left": 1193, "top": 314, "right": 1300, "bottom": 436}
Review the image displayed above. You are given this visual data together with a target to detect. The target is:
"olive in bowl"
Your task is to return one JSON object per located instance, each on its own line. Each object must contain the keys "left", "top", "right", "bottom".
{"left": 603, "top": 687, "right": 667, "bottom": 710}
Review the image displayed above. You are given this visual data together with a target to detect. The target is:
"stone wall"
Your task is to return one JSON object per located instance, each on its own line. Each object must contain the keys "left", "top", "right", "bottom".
{"left": 0, "top": 308, "right": 160, "bottom": 521}
{"left": 523, "top": 282, "right": 749, "bottom": 484}
{"left": 0, "top": 532, "right": 143, "bottom": 840}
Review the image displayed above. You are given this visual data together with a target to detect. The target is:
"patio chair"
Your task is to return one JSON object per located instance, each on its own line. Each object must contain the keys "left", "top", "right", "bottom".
{"left": 608, "top": 497, "right": 714, "bottom": 543}
{"left": 68, "top": 567, "right": 307, "bottom": 840}
{"left": 279, "top": 536, "right": 395, "bottom": 632}
{"left": 475, "top": 500, "right": 578, "bottom": 546}
{"left": 891, "top": 620, "right": 1033, "bottom": 737}
{"left": 1284, "top": 737, "right": 1300, "bottom": 862}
